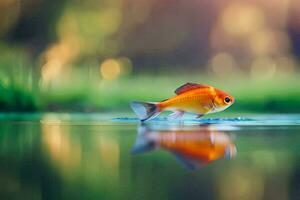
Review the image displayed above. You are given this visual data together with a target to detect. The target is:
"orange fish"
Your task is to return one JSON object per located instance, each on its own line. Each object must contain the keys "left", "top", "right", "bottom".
{"left": 131, "top": 83, "right": 235, "bottom": 121}
{"left": 132, "top": 125, "right": 237, "bottom": 170}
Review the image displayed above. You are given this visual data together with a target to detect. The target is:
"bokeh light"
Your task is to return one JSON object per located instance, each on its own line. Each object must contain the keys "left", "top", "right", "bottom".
{"left": 276, "top": 56, "right": 296, "bottom": 75}
{"left": 221, "top": 2, "right": 265, "bottom": 37}
{"left": 118, "top": 57, "right": 133, "bottom": 75}
{"left": 100, "top": 59, "right": 121, "bottom": 80}
{"left": 210, "top": 52, "right": 237, "bottom": 76}
{"left": 251, "top": 57, "right": 277, "bottom": 79}
{"left": 249, "top": 29, "right": 290, "bottom": 56}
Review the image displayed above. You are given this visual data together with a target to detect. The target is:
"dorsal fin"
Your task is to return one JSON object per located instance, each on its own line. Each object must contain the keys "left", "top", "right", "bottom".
{"left": 175, "top": 83, "right": 209, "bottom": 95}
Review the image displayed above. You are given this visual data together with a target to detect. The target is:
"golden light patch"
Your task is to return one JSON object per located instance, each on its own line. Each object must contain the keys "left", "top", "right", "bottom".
{"left": 100, "top": 59, "right": 121, "bottom": 80}
{"left": 221, "top": 3, "right": 265, "bottom": 37}
{"left": 211, "top": 52, "right": 236, "bottom": 76}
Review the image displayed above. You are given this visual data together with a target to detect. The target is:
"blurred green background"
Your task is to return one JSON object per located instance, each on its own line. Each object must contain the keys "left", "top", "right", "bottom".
{"left": 1, "top": 0, "right": 300, "bottom": 113}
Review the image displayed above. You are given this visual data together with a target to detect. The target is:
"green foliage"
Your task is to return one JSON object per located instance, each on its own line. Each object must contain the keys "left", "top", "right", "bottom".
{"left": 0, "top": 58, "right": 299, "bottom": 113}
{"left": 0, "top": 45, "right": 39, "bottom": 111}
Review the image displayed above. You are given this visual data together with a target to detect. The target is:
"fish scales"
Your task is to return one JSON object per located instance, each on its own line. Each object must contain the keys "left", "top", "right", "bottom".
{"left": 130, "top": 83, "right": 235, "bottom": 121}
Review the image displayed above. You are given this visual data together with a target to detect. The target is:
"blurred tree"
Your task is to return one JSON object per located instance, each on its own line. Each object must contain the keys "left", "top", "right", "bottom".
{"left": 119, "top": 0, "right": 216, "bottom": 72}
{"left": 288, "top": 0, "right": 300, "bottom": 59}
{"left": 5, "top": 0, "right": 67, "bottom": 56}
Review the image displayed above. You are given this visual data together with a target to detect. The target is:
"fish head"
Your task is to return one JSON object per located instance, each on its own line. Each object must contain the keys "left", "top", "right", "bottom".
{"left": 212, "top": 89, "right": 235, "bottom": 112}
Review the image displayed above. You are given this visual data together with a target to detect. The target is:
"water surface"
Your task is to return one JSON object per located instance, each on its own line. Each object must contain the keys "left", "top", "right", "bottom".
{"left": 0, "top": 114, "right": 300, "bottom": 200}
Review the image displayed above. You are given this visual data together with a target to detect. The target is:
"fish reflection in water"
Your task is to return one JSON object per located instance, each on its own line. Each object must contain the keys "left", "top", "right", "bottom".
{"left": 132, "top": 125, "right": 237, "bottom": 170}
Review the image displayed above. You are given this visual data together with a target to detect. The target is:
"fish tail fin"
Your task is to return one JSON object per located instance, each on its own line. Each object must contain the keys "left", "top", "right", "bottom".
{"left": 130, "top": 101, "right": 161, "bottom": 122}
{"left": 131, "top": 126, "right": 156, "bottom": 154}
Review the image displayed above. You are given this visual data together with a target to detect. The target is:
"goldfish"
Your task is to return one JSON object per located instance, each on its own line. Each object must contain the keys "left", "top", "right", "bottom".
{"left": 132, "top": 125, "right": 237, "bottom": 170}
{"left": 130, "top": 82, "right": 235, "bottom": 122}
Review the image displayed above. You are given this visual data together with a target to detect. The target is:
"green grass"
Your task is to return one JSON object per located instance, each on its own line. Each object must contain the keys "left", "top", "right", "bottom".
{"left": 0, "top": 62, "right": 299, "bottom": 113}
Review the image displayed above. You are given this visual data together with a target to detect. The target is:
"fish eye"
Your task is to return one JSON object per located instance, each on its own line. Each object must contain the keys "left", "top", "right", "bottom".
{"left": 224, "top": 97, "right": 231, "bottom": 104}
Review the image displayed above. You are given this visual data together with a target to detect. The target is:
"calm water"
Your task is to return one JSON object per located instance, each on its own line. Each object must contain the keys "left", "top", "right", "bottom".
{"left": 0, "top": 114, "right": 300, "bottom": 200}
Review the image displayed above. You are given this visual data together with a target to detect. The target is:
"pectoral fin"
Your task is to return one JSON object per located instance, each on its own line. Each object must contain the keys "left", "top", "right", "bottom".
{"left": 167, "top": 110, "right": 185, "bottom": 121}
{"left": 171, "top": 152, "right": 207, "bottom": 170}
